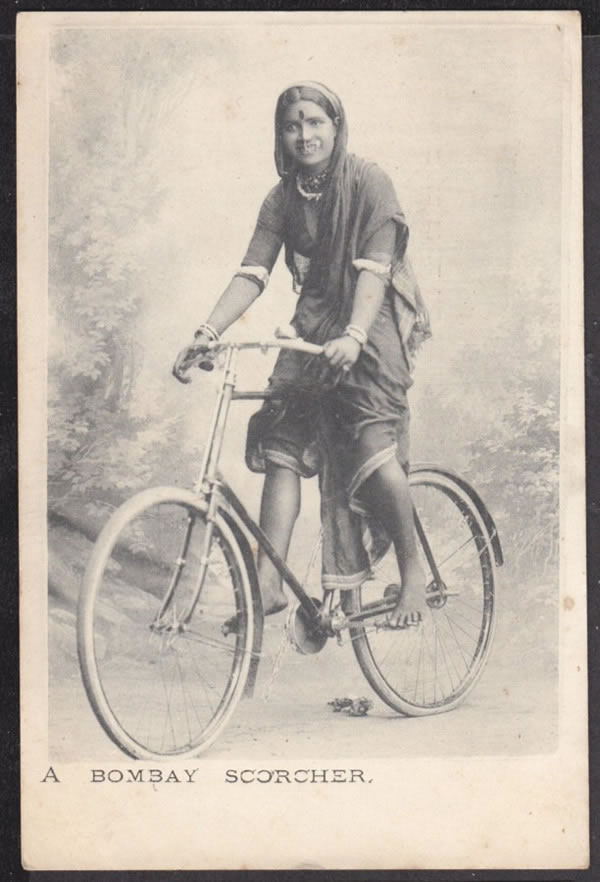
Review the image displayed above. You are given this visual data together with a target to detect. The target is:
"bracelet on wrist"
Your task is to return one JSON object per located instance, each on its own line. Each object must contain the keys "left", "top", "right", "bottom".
{"left": 344, "top": 324, "right": 368, "bottom": 347}
{"left": 194, "top": 322, "right": 220, "bottom": 343}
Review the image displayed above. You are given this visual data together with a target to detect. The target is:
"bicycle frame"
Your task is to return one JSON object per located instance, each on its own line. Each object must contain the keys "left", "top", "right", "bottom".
{"left": 79, "top": 339, "right": 506, "bottom": 759}
{"left": 165, "top": 338, "right": 502, "bottom": 635}
{"left": 175, "top": 339, "right": 394, "bottom": 631}
{"left": 185, "top": 340, "right": 326, "bottom": 630}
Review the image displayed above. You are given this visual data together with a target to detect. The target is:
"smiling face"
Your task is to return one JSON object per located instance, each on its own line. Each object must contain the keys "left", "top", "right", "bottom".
{"left": 280, "top": 99, "right": 337, "bottom": 174}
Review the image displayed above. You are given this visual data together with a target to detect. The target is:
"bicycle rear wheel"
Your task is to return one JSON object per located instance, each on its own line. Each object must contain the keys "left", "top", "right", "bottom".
{"left": 78, "top": 486, "right": 254, "bottom": 759}
{"left": 350, "top": 468, "right": 496, "bottom": 715}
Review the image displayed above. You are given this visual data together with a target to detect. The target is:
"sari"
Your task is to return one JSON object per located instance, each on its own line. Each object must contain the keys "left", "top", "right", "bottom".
{"left": 243, "top": 82, "right": 431, "bottom": 589}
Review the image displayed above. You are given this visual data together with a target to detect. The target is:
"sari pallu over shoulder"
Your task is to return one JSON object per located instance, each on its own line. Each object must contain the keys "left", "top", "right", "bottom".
{"left": 282, "top": 154, "right": 430, "bottom": 368}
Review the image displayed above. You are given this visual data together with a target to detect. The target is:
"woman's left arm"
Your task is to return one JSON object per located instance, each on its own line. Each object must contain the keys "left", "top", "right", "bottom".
{"left": 323, "top": 220, "right": 396, "bottom": 370}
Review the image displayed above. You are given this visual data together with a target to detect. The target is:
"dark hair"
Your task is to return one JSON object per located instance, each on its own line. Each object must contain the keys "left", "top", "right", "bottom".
{"left": 275, "top": 85, "right": 337, "bottom": 129}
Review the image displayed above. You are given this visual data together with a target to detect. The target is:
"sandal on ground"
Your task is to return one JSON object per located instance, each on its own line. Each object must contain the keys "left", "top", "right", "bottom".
{"left": 383, "top": 583, "right": 423, "bottom": 630}
{"left": 222, "top": 613, "right": 242, "bottom": 637}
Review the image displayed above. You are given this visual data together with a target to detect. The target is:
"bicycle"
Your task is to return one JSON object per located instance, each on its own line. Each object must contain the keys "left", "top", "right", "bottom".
{"left": 77, "top": 334, "right": 504, "bottom": 760}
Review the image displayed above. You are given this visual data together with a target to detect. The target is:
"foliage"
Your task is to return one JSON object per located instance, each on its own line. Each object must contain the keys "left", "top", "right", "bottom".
{"left": 48, "top": 31, "right": 200, "bottom": 516}
{"left": 412, "top": 271, "right": 560, "bottom": 586}
{"left": 467, "top": 386, "right": 559, "bottom": 581}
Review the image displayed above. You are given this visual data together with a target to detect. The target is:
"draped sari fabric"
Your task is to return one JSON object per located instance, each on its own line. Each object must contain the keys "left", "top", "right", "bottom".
{"left": 246, "top": 82, "right": 431, "bottom": 589}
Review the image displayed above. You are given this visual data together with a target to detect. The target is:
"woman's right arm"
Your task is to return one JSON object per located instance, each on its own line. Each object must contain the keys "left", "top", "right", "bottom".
{"left": 203, "top": 274, "right": 264, "bottom": 336}
{"left": 172, "top": 185, "right": 284, "bottom": 382}
{"left": 172, "top": 272, "right": 271, "bottom": 384}
{"left": 171, "top": 275, "right": 266, "bottom": 383}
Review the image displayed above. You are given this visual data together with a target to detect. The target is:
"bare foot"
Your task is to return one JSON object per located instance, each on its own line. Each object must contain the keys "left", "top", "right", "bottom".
{"left": 222, "top": 590, "right": 288, "bottom": 636}
{"left": 387, "top": 560, "right": 426, "bottom": 629}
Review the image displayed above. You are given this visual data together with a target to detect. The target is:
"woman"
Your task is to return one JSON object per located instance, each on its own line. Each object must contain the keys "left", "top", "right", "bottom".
{"left": 173, "top": 81, "right": 431, "bottom": 628}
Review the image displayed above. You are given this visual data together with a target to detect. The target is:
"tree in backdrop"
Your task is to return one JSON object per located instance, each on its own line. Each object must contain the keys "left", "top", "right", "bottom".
{"left": 48, "top": 31, "right": 201, "bottom": 522}
{"left": 468, "top": 386, "right": 559, "bottom": 581}
{"left": 412, "top": 267, "right": 560, "bottom": 589}
{"left": 467, "top": 278, "right": 560, "bottom": 586}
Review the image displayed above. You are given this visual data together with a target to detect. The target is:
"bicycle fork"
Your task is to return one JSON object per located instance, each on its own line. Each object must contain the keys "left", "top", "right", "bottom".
{"left": 153, "top": 348, "right": 239, "bottom": 631}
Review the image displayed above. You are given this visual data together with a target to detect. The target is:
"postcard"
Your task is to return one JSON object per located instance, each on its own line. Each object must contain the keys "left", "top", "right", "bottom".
{"left": 18, "top": 10, "right": 587, "bottom": 870}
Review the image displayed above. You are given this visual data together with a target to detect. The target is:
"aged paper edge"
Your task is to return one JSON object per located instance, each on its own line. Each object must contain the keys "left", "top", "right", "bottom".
{"left": 17, "top": 10, "right": 588, "bottom": 871}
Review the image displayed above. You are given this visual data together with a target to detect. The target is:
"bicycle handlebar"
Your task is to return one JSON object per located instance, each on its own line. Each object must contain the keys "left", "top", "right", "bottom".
{"left": 206, "top": 338, "right": 324, "bottom": 355}
{"left": 192, "top": 337, "right": 324, "bottom": 372}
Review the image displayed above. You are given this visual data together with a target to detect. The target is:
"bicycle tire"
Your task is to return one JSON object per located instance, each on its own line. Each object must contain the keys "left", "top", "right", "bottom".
{"left": 350, "top": 468, "right": 496, "bottom": 715}
{"left": 78, "top": 486, "right": 255, "bottom": 759}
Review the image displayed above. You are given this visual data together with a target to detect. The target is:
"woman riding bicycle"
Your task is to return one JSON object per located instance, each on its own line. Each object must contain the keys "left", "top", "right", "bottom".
{"left": 173, "top": 81, "right": 431, "bottom": 629}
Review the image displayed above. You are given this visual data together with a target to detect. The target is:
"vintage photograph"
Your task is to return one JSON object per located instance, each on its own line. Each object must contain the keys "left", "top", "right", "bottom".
{"left": 19, "top": 11, "right": 587, "bottom": 870}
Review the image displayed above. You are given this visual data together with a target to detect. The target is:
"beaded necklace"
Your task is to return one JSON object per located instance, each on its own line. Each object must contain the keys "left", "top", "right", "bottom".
{"left": 296, "top": 169, "right": 329, "bottom": 202}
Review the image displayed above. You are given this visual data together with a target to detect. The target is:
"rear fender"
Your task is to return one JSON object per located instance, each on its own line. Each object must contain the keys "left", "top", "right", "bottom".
{"left": 410, "top": 463, "right": 504, "bottom": 567}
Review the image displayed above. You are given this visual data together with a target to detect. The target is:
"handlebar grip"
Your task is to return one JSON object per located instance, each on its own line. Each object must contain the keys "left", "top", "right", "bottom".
{"left": 197, "top": 358, "right": 215, "bottom": 372}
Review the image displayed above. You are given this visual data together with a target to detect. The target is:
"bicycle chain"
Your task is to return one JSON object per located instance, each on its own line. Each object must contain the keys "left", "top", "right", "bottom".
{"left": 260, "top": 623, "right": 291, "bottom": 702}
{"left": 261, "top": 532, "right": 323, "bottom": 701}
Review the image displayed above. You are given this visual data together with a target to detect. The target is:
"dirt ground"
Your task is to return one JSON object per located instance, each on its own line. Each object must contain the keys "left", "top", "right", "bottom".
{"left": 46, "top": 510, "right": 559, "bottom": 761}
{"left": 49, "top": 602, "right": 558, "bottom": 762}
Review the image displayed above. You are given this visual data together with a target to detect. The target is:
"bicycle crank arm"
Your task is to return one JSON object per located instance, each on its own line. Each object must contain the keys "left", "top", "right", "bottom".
{"left": 345, "top": 599, "right": 397, "bottom": 623}
{"left": 345, "top": 590, "right": 460, "bottom": 626}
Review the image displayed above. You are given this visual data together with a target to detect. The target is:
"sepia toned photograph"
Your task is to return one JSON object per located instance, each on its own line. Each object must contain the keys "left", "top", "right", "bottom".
{"left": 19, "top": 10, "right": 587, "bottom": 871}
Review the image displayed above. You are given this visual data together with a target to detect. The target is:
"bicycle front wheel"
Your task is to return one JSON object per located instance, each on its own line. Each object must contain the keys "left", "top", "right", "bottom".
{"left": 78, "top": 486, "right": 254, "bottom": 759}
{"left": 350, "top": 468, "right": 496, "bottom": 715}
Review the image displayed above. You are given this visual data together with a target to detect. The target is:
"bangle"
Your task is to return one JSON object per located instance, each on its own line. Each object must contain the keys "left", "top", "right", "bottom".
{"left": 344, "top": 324, "right": 368, "bottom": 347}
{"left": 195, "top": 322, "right": 220, "bottom": 343}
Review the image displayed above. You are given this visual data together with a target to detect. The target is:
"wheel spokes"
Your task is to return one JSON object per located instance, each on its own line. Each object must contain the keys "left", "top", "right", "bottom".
{"left": 352, "top": 475, "right": 494, "bottom": 712}
{"left": 88, "top": 498, "right": 251, "bottom": 756}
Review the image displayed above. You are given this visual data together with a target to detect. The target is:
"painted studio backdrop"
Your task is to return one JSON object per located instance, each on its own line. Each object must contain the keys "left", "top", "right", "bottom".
{"left": 47, "top": 22, "right": 563, "bottom": 758}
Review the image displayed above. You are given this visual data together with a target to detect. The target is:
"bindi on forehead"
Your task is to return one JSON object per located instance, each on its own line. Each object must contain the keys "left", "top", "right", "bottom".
{"left": 282, "top": 100, "right": 326, "bottom": 124}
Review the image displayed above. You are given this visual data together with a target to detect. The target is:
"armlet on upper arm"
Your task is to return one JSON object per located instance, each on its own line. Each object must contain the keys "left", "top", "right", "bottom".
{"left": 352, "top": 258, "right": 392, "bottom": 282}
{"left": 234, "top": 265, "right": 270, "bottom": 293}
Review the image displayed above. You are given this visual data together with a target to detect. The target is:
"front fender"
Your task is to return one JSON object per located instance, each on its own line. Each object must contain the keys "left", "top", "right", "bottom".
{"left": 218, "top": 505, "right": 264, "bottom": 698}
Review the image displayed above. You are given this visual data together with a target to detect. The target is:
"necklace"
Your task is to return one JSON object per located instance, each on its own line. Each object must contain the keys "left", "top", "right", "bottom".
{"left": 296, "top": 169, "right": 329, "bottom": 201}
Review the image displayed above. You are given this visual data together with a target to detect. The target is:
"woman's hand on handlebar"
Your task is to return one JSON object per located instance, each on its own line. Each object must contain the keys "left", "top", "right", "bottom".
{"left": 323, "top": 335, "right": 361, "bottom": 373}
{"left": 172, "top": 332, "right": 212, "bottom": 384}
